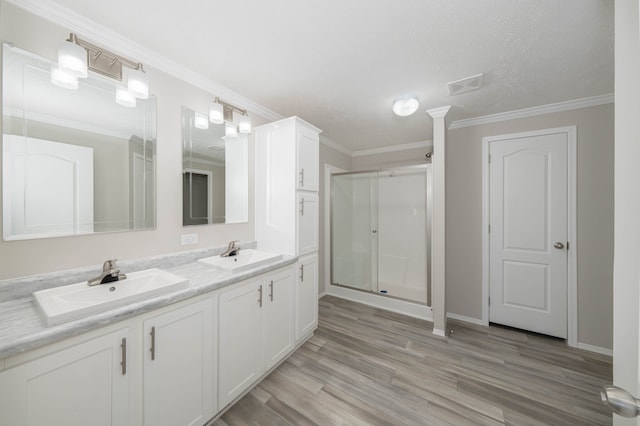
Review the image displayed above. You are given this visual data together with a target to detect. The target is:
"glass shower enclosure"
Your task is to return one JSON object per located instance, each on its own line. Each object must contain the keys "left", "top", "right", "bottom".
{"left": 331, "top": 165, "right": 431, "bottom": 305}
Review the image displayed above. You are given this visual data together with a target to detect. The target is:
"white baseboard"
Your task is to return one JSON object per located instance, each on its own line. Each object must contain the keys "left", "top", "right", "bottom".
{"left": 447, "top": 312, "right": 488, "bottom": 326}
{"left": 577, "top": 342, "right": 613, "bottom": 357}
{"left": 327, "top": 285, "right": 433, "bottom": 321}
{"left": 318, "top": 290, "right": 328, "bottom": 298}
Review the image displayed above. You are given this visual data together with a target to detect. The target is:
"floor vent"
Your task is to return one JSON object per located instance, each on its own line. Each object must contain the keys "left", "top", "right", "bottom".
{"left": 447, "top": 73, "right": 484, "bottom": 96}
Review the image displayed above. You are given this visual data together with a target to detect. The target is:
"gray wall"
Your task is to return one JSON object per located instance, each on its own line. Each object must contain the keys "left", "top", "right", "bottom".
{"left": 446, "top": 104, "right": 614, "bottom": 350}
{"left": 0, "top": 3, "right": 270, "bottom": 280}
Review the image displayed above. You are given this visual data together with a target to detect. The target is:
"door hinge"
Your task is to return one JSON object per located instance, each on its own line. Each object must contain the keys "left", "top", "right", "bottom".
{"left": 488, "top": 297, "right": 491, "bottom": 306}
{"left": 488, "top": 224, "right": 491, "bottom": 233}
{"left": 566, "top": 241, "right": 570, "bottom": 250}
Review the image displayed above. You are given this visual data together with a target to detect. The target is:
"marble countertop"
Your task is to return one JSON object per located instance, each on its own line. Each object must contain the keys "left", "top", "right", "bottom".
{"left": 0, "top": 244, "right": 297, "bottom": 360}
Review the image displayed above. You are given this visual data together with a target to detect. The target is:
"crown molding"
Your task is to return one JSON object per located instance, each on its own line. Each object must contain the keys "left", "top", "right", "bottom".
{"left": 426, "top": 106, "right": 451, "bottom": 119}
{"left": 449, "top": 93, "right": 614, "bottom": 130}
{"left": 352, "top": 140, "right": 432, "bottom": 157}
{"left": 319, "top": 136, "right": 352, "bottom": 156}
{"left": 6, "top": 0, "right": 283, "bottom": 122}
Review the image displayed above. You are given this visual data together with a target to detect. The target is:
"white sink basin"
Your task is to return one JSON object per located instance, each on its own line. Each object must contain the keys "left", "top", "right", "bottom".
{"left": 33, "top": 268, "right": 189, "bottom": 326}
{"left": 198, "top": 249, "right": 283, "bottom": 273}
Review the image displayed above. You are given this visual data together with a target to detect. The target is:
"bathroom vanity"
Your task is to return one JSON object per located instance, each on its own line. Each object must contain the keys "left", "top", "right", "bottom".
{"left": 0, "top": 247, "right": 314, "bottom": 426}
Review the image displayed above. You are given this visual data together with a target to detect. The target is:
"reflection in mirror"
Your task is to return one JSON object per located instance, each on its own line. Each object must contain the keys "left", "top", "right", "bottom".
{"left": 182, "top": 107, "right": 248, "bottom": 226}
{"left": 2, "top": 43, "right": 157, "bottom": 240}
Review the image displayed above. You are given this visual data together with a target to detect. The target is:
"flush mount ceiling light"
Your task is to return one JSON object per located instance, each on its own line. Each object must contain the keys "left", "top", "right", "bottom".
{"left": 54, "top": 33, "right": 150, "bottom": 101}
{"left": 210, "top": 97, "right": 251, "bottom": 134}
{"left": 392, "top": 95, "right": 420, "bottom": 117}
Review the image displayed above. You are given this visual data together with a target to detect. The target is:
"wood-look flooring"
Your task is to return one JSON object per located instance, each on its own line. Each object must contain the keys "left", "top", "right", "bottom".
{"left": 212, "top": 295, "right": 612, "bottom": 425}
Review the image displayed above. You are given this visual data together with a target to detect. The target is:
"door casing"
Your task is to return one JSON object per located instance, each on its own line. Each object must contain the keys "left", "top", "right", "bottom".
{"left": 481, "top": 126, "right": 577, "bottom": 347}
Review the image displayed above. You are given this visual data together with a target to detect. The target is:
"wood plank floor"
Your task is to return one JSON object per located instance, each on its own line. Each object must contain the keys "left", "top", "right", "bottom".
{"left": 212, "top": 295, "right": 612, "bottom": 425}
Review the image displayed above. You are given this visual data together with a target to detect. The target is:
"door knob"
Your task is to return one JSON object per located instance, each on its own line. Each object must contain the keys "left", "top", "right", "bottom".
{"left": 601, "top": 385, "right": 640, "bottom": 417}
{"left": 553, "top": 242, "right": 565, "bottom": 249}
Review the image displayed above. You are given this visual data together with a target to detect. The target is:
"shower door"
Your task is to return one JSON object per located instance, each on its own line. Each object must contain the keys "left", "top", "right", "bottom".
{"left": 331, "top": 166, "right": 430, "bottom": 305}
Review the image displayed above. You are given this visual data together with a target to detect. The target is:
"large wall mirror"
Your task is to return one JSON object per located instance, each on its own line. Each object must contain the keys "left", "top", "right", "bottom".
{"left": 2, "top": 43, "right": 157, "bottom": 240}
{"left": 182, "top": 107, "right": 248, "bottom": 226}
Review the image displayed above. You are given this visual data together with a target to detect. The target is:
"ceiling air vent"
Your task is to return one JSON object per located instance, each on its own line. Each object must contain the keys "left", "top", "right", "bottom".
{"left": 447, "top": 73, "right": 484, "bottom": 96}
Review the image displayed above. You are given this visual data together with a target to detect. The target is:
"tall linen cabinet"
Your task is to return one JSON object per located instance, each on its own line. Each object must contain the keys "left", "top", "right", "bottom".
{"left": 255, "top": 116, "right": 320, "bottom": 342}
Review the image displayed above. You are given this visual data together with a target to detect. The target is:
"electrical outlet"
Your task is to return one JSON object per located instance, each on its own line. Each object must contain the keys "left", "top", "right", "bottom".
{"left": 181, "top": 233, "right": 198, "bottom": 246}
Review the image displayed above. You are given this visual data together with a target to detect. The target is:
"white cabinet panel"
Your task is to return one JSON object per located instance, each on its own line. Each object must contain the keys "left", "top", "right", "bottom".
{"left": 296, "top": 124, "right": 319, "bottom": 192}
{"left": 264, "top": 269, "right": 294, "bottom": 369}
{"left": 298, "top": 192, "right": 319, "bottom": 255}
{"left": 143, "top": 298, "right": 215, "bottom": 426}
{"left": 0, "top": 328, "right": 129, "bottom": 426}
{"left": 218, "top": 279, "right": 263, "bottom": 408}
{"left": 296, "top": 254, "right": 319, "bottom": 342}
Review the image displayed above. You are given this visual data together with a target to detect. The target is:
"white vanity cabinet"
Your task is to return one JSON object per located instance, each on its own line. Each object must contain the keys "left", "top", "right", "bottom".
{"left": 218, "top": 266, "right": 294, "bottom": 408}
{"left": 143, "top": 297, "right": 215, "bottom": 426}
{"left": 296, "top": 254, "right": 319, "bottom": 342}
{"left": 0, "top": 328, "right": 130, "bottom": 426}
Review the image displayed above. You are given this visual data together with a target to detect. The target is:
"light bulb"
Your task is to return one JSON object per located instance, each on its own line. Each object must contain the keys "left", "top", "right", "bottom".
{"left": 58, "top": 40, "right": 87, "bottom": 78}
{"left": 238, "top": 114, "right": 251, "bottom": 134}
{"left": 209, "top": 102, "right": 224, "bottom": 124}
{"left": 127, "top": 68, "right": 149, "bottom": 99}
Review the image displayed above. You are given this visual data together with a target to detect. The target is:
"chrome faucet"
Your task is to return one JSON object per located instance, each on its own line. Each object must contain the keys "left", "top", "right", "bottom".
{"left": 220, "top": 240, "right": 241, "bottom": 257}
{"left": 87, "top": 259, "right": 127, "bottom": 286}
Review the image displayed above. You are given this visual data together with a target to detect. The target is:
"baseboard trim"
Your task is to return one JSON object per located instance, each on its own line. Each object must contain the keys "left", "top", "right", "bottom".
{"left": 318, "top": 290, "right": 328, "bottom": 298}
{"left": 326, "top": 285, "right": 433, "bottom": 322}
{"left": 432, "top": 328, "right": 446, "bottom": 337}
{"left": 447, "top": 312, "right": 488, "bottom": 326}
{"left": 577, "top": 342, "right": 613, "bottom": 357}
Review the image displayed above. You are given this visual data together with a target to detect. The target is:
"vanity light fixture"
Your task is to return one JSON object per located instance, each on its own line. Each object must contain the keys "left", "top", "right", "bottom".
{"left": 194, "top": 112, "right": 209, "bottom": 130}
{"left": 55, "top": 33, "right": 150, "bottom": 100}
{"left": 209, "top": 101, "right": 224, "bottom": 124}
{"left": 210, "top": 97, "right": 251, "bottom": 133}
{"left": 392, "top": 95, "right": 420, "bottom": 117}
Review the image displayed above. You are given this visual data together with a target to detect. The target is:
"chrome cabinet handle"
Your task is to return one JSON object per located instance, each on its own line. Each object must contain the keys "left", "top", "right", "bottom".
{"left": 299, "top": 264, "right": 304, "bottom": 282}
{"left": 120, "top": 337, "right": 127, "bottom": 375}
{"left": 150, "top": 326, "right": 156, "bottom": 361}
{"left": 299, "top": 168, "right": 304, "bottom": 186}
{"left": 299, "top": 198, "right": 305, "bottom": 216}
{"left": 553, "top": 242, "right": 565, "bottom": 249}
{"left": 269, "top": 280, "right": 274, "bottom": 301}
{"left": 258, "top": 285, "right": 263, "bottom": 307}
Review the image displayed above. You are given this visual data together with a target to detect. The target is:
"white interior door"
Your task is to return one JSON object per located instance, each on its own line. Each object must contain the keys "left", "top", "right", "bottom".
{"left": 489, "top": 131, "right": 568, "bottom": 338}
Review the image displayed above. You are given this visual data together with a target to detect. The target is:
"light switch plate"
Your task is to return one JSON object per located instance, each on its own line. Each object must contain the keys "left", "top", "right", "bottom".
{"left": 181, "top": 233, "right": 198, "bottom": 245}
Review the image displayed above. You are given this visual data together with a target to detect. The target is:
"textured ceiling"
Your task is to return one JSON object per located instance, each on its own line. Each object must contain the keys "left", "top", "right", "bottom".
{"left": 43, "top": 0, "right": 613, "bottom": 152}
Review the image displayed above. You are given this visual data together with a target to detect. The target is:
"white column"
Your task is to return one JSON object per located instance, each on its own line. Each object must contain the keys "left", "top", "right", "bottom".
{"left": 427, "top": 106, "right": 450, "bottom": 337}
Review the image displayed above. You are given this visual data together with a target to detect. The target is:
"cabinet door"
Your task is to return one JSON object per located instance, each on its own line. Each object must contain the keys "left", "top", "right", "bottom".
{"left": 0, "top": 328, "right": 129, "bottom": 426}
{"left": 298, "top": 192, "right": 319, "bottom": 255}
{"left": 296, "top": 124, "right": 319, "bottom": 191}
{"left": 296, "top": 254, "right": 319, "bottom": 341}
{"left": 264, "top": 268, "right": 294, "bottom": 370}
{"left": 218, "top": 280, "right": 263, "bottom": 408}
{"left": 143, "top": 298, "right": 214, "bottom": 426}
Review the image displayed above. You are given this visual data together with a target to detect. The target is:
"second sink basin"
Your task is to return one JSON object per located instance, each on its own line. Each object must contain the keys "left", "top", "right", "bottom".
{"left": 198, "top": 249, "right": 283, "bottom": 273}
{"left": 33, "top": 268, "right": 189, "bottom": 326}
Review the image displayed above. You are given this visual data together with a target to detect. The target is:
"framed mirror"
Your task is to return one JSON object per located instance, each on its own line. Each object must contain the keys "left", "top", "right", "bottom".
{"left": 182, "top": 107, "right": 248, "bottom": 226}
{"left": 2, "top": 43, "right": 157, "bottom": 240}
